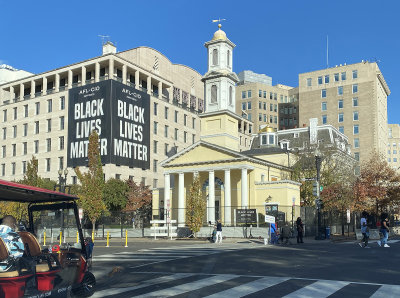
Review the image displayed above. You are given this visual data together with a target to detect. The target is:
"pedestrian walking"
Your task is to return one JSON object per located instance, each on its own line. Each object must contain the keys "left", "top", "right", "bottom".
{"left": 270, "top": 222, "right": 278, "bottom": 244}
{"left": 279, "top": 222, "right": 292, "bottom": 245}
{"left": 215, "top": 220, "right": 222, "bottom": 243}
{"left": 359, "top": 211, "right": 370, "bottom": 248}
{"left": 296, "top": 217, "right": 304, "bottom": 244}
{"left": 377, "top": 213, "right": 390, "bottom": 247}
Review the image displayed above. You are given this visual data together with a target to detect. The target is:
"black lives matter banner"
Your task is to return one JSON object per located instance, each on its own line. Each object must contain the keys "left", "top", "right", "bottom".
{"left": 67, "top": 80, "right": 150, "bottom": 169}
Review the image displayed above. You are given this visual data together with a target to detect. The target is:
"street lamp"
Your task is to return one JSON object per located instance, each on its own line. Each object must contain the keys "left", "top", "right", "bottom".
{"left": 55, "top": 168, "right": 69, "bottom": 194}
{"left": 314, "top": 148, "right": 323, "bottom": 240}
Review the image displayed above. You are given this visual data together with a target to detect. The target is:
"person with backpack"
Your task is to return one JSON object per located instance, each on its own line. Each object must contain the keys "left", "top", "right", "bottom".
{"left": 359, "top": 211, "right": 370, "bottom": 248}
{"left": 296, "top": 217, "right": 304, "bottom": 244}
{"left": 377, "top": 213, "right": 390, "bottom": 248}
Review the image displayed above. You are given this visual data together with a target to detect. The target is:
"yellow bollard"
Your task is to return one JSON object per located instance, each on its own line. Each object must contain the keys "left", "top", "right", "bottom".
{"left": 76, "top": 231, "right": 79, "bottom": 244}
{"left": 124, "top": 229, "right": 128, "bottom": 247}
{"left": 106, "top": 231, "right": 110, "bottom": 247}
{"left": 43, "top": 231, "right": 46, "bottom": 246}
{"left": 92, "top": 230, "right": 94, "bottom": 243}
{"left": 59, "top": 231, "right": 62, "bottom": 246}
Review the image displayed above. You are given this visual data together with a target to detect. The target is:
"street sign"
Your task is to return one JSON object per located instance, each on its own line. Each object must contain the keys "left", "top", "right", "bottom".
{"left": 265, "top": 215, "right": 275, "bottom": 223}
{"left": 320, "top": 185, "right": 324, "bottom": 192}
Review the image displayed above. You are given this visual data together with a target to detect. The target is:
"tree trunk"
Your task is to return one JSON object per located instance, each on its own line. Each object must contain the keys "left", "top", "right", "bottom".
{"left": 92, "top": 219, "right": 96, "bottom": 240}
{"left": 341, "top": 211, "right": 344, "bottom": 236}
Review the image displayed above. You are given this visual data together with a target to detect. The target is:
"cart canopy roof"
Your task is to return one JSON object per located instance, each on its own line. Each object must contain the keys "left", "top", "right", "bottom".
{"left": 0, "top": 179, "right": 77, "bottom": 203}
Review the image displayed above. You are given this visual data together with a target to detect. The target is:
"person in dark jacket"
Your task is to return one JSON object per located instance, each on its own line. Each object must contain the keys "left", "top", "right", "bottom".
{"left": 296, "top": 217, "right": 304, "bottom": 244}
{"left": 280, "top": 223, "right": 292, "bottom": 245}
{"left": 215, "top": 220, "right": 222, "bottom": 243}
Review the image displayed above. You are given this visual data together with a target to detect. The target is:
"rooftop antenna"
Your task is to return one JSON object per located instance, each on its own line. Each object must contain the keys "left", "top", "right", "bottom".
{"left": 371, "top": 57, "right": 381, "bottom": 64}
{"left": 212, "top": 18, "right": 226, "bottom": 28}
{"left": 98, "top": 35, "right": 110, "bottom": 45}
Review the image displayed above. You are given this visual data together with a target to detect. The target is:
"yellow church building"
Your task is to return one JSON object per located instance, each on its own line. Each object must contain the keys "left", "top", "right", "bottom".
{"left": 153, "top": 25, "right": 301, "bottom": 228}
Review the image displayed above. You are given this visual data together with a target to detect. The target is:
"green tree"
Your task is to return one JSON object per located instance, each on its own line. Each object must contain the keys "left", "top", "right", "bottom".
{"left": 185, "top": 175, "right": 205, "bottom": 237}
{"left": 103, "top": 178, "right": 129, "bottom": 211}
{"left": 75, "top": 130, "right": 106, "bottom": 235}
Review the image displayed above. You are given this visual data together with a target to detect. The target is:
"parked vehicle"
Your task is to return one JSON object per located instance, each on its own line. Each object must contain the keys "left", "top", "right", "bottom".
{"left": 0, "top": 179, "right": 95, "bottom": 298}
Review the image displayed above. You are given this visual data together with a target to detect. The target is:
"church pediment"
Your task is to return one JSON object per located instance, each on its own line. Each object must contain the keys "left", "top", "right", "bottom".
{"left": 202, "top": 71, "right": 239, "bottom": 83}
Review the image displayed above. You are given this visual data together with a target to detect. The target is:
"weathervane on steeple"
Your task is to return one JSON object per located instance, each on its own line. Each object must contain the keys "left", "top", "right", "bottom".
{"left": 212, "top": 18, "right": 226, "bottom": 29}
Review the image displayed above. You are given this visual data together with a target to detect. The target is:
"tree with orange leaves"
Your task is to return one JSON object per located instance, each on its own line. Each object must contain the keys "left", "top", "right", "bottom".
{"left": 124, "top": 179, "right": 152, "bottom": 225}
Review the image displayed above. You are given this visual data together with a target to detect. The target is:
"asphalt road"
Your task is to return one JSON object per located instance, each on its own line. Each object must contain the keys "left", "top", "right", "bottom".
{"left": 89, "top": 238, "right": 400, "bottom": 297}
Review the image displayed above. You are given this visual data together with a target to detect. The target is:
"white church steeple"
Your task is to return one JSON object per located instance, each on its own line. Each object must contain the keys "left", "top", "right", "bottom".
{"left": 202, "top": 24, "right": 239, "bottom": 113}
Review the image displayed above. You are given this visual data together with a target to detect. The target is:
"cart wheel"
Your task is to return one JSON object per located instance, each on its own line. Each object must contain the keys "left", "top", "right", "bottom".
{"left": 72, "top": 271, "right": 96, "bottom": 297}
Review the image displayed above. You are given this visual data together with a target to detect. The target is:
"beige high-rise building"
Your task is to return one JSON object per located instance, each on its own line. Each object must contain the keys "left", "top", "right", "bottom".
{"left": 388, "top": 124, "right": 400, "bottom": 171}
{"left": 0, "top": 42, "right": 206, "bottom": 188}
{"left": 236, "top": 82, "right": 298, "bottom": 132}
{"left": 298, "top": 61, "right": 390, "bottom": 170}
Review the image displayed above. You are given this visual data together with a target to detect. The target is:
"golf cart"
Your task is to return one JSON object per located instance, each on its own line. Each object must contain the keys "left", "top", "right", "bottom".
{"left": 0, "top": 179, "right": 95, "bottom": 298}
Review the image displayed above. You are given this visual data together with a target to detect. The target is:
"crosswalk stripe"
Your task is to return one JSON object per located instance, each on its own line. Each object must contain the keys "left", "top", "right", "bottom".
{"left": 94, "top": 258, "right": 173, "bottom": 262}
{"left": 283, "top": 280, "right": 349, "bottom": 298}
{"left": 91, "top": 273, "right": 194, "bottom": 297}
{"left": 131, "top": 274, "right": 237, "bottom": 298}
{"left": 370, "top": 284, "right": 400, "bottom": 298}
{"left": 204, "top": 276, "right": 289, "bottom": 298}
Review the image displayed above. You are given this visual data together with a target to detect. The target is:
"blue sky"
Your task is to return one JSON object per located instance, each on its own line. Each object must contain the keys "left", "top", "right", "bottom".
{"left": 1, "top": 0, "right": 399, "bottom": 123}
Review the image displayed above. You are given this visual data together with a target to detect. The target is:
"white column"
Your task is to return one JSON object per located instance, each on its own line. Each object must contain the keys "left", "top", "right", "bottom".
{"left": 178, "top": 172, "right": 185, "bottom": 227}
{"left": 55, "top": 73, "right": 60, "bottom": 92}
{"left": 147, "top": 76, "right": 151, "bottom": 95}
{"left": 224, "top": 169, "right": 231, "bottom": 226}
{"left": 81, "top": 66, "right": 86, "bottom": 86}
{"left": 208, "top": 170, "right": 215, "bottom": 223}
{"left": 95, "top": 62, "right": 100, "bottom": 82}
{"left": 164, "top": 173, "right": 170, "bottom": 220}
{"left": 20, "top": 83, "right": 24, "bottom": 100}
{"left": 109, "top": 58, "right": 114, "bottom": 79}
{"left": 168, "top": 86, "right": 173, "bottom": 101}
{"left": 122, "top": 65, "right": 127, "bottom": 84}
{"left": 135, "top": 70, "right": 139, "bottom": 89}
{"left": 30, "top": 80, "right": 35, "bottom": 98}
{"left": 68, "top": 70, "right": 73, "bottom": 88}
{"left": 241, "top": 168, "right": 248, "bottom": 208}
{"left": 42, "top": 77, "right": 47, "bottom": 94}
{"left": 158, "top": 81, "right": 162, "bottom": 99}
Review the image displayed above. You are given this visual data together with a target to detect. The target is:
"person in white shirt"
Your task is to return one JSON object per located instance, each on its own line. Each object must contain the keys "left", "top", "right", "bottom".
{"left": 359, "top": 211, "right": 369, "bottom": 248}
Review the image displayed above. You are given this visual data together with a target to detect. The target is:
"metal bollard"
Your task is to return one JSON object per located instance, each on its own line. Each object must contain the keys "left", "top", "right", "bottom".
{"left": 59, "top": 231, "right": 62, "bottom": 246}
{"left": 92, "top": 230, "right": 94, "bottom": 243}
{"left": 76, "top": 231, "right": 79, "bottom": 244}
{"left": 43, "top": 231, "right": 46, "bottom": 246}
{"left": 106, "top": 231, "right": 110, "bottom": 247}
{"left": 124, "top": 229, "right": 128, "bottom": 248}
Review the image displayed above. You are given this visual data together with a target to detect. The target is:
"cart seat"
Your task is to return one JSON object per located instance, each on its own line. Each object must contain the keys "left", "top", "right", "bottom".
{"left": 18, "top": 232, "right": 60, "bottom": 291}
{"left": 0, "top": 238, "right": 32, "bottom": 298}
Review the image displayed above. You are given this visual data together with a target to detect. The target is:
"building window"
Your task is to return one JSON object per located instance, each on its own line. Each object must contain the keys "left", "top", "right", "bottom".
{"left": 47, "top": 99, "right": 52, "bottom": 113}
{"left": 227, "top": 50, "right": 230, "bottom": 67}
{"left": 338, "top": 100, "right": 343, "bottom": 109}
{"left": 184, "top": 132, "right": 187, "bottom": 143}
{"left": 322, "top": 115, "right": 327, "bottom": 124}
{"left": 59, "top": 116, "right": 64, "bottom": 130}
{"left": 353, "top": 111, "right": 359, "bottom": 121}
{"left": 59, "top": 136, "right": 64, "bottom": 150}
{"left": 352, "top": 84, "right": 358, "bottom": 93}
{"left": 46, "top": 158, "right": 51, "bottom": 172}
{"left": 394, "top": 158, "right": 398, "bottom": 162}
{"left": 352, "top": 70, "right": 358, "bottom": 79}
{"left": 2, "top": 127, "right": 6, "bottom": 140}
{"left": 23, "top": 142, "right": 27, "bottom": 155}
{"left": 2, "top": 110, "right": 7, "bottom": 122}
{"left": 318, "top": 76, "right": 323, "bottom": 85}
{"left": 12, "top": 162, "right": 16, "bottom": 175}
{"left": 174, "top": 128, "right": 178, "bottom": 141}
{"left": 164, "top": 125, "right": 168, "bottom": 137}
{"left": 13, "top": 107, "right": 17, "bottom": 120}
{"left": 258, "top": 113, "right": 262, "bottom": 121}
{"left": 211, "top": 85, "right": 217, "bottom": 103}
{"left": 59, "top": 157, "right": 64, "bottom": 170}
{"left": 334, "top": 73, "right": 339, "bottom": 82}
{"left": 192, "top": 134, "right": 195, "bottom": 144}
{"left": 248, "top": 114, "right": 251, "bottom": 121}
{"left": 13, "top": 126, "right": 17, "bottom": 138}
{"left": 394, "top": 150, "right": 397, "bottom": 154}
{"left": 247, "top": 101, "right": 251, "bottom": 109}
{"left": 154, "top": 103, "right": 158, "bottom": 116}
{"left": 212, "top": 49, "right": 218, "bottom": 65}
{"left": 242, "top": 102, "right": 246, "bottom": 110}
{"left": 263, "top": 91, "right": 266, "bottom": 98}
{"left": 12, "top": 144, "right": 16, "bottom": 156}
{"left": 47, "top": 119, "right": 52, "bottom": 132}
{"left": 352, "top": 97, "right": 358, "bottom": 107}
{"left": 22, "top": 161, "right": 27, "bottom": 174}
{"left": 321, "top": 89, "right": 326, "bottom": 98}
{"left": 354, "top": 152, "right": 360, "bottom": 161}
{"left": 324, "top": 75, "right": 330, "bottom": 84}
{"left": 164, "top": 143, "right": 169, "bottom": 155}
{"left": 353, "top": 125, "right": 359, "bottom": 135}
{"left": 35, "top": 102, "right": 40, "bottom": 115}
{"left": 321, "top": 102, "right": 327, "bottom": 111}
{"left": 34, "top": 140, "right": 39, "bottom": 153}
{"left": 388, "top": 158, "right": 391, "bottom": 162}
{"left": 341, "top": 72, "right": 346, "bottom": 80}
{"left": 1, "top": 164, "right": 4, "bottom": 176}
{"left": 259, "top": 90, "right": 262, "bottom": 98}
{"left": 164, "top": 107, "right": 169, "bottom": 120}
{"left": 153, "top": 140, "right": 157, "bottom": 153}
{"left": 229, "top": 86, "right": 233, "bottom": 105}
{"left": 184, "top": 114, "right": 187, "bottom": 126}
{"left": 338, "top": 113, "right": 344, "bottom": 122}
{"left": 338, "top": 86, "right": 343, "bottom": 95}
{"left": 60, "top": 96, "right": 65, "bottom": 110}
{"left": 241, "top": 91, "right": 246, "bottom": 99}
{"left": 153, "top": 160, "right": 158, "bottom": 172}
{"left": 248, "top": 90, "right": 252, "bottom": 98}
{"left": 154, "top": 122, "right": 158, "bottom": 134}
{"left": 174, "top": 111, "right": 178, "bottom": 123}
{"left": 354, "top": 138, "right": 360, "bottom": 148}
{"left": 192, "top": 118, "right": 195, "bottom": 129}
{"left": 307, "top": 78, "right": 312, "bottom": 86}
{"left": 47, "top": 138, "right": 51, "bottom": 152}
{"left": 23, "top": 123, "right": 28, "bottom": 137}
{"left": 1, "top": 146, "right": 5, "bottom": 158}
{"left": 35, "top": 121, "right": 39, "bottom": 134}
